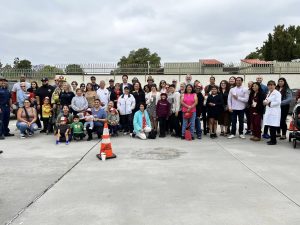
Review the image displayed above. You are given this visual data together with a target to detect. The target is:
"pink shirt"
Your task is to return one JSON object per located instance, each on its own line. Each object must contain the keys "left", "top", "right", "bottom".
{"left": 182, "top": 93, "right": 196, "bottom": 113}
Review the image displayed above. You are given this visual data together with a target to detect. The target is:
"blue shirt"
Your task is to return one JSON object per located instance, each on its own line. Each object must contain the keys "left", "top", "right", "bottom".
{"left": 91, "top": 107, "right": 107, "bottom": 127}
{"left": 0, "top": 87, "right": 11, "bottom": 107}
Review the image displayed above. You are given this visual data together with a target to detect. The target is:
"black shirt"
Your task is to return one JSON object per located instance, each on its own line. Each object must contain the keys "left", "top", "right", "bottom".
{"left": 36, "top": 85, "right": 55, "bottom": 103}
{"left": 59, "top": 91, "right": 75, "bottom": 106}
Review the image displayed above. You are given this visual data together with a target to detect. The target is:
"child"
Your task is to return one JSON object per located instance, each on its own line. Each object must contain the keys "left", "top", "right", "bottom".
{"left": 41, "top": 97, "right": 52, "bottom": 134}
{"left": 107, "top": 108, "right": 120, "bottom": 136}
{"left": 84, "top": 108, "right": 94, "bottom": 130}
{"left": 70, "top": 115, "right": 85, "bottom": 141}
{"left": 56, "top": 117, "right": 70, "bottom": 145}
{"left": 156, "top": 93, "right": 171, "bottom": 137}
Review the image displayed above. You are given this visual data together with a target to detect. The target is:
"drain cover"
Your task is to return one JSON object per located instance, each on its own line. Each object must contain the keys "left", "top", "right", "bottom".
{"left": 133, "top": 147, "right": 183, "bottom": 160}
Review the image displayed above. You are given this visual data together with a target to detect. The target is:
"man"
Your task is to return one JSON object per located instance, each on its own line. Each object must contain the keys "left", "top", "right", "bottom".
{"left": 146, "top": 76, "right": 154, "bottom": 90}
{"left": 96, "top": 80, "right": 109, "bottom": 109}
{"left": 90, "top": 76, "right": 99, "bottom": 91}
{"left": 35, "top": 77, "right": 55, "bottom": 113}
{"left": 131, "top": 77, "right": 139, "bottom": 85}
{"left": 87, "top": 99, "right": 107, "bottom": 141}
{"left": 204, "top": 76, "right": 218, "bottom": 95}
{"left": 256, "top": 75, "right": 268, "bottom": 95}
{"left": 185, "top": 74, "right": 193, "bottom": 85}
{"left": 11, "top": 74, "right": 30, "bottom": 107}
{"left": 0, "top": 76, "right": 14, "bottom": 139}
{"left": 227, "top": 77, "right": 249, "bottom": 139}
{"left": 107, "top": 79, "right": 115, "bottom": 93}
{"left": 167, "top": 84, "right": 181, "bottom": 137}
{"left": 172, "top": 79, "right": 179, "bottom": 91}
{"left": 120, "top": 74, "right": 133, "bottom": 94}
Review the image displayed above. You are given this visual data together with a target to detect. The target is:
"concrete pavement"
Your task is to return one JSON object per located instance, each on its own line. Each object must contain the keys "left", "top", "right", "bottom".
{"left": 1, "top": 126, "right": 300, "bottom": 225}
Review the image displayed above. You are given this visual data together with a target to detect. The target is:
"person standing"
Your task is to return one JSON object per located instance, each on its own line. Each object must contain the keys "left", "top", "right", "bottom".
{"left": 35, "top": 77, "right": 55, "bottom": 114}
{"left": 276, "top": 78, "right": 292, "bottom": 140}
{"left": 117, "top": 86, "right": 136, "bottom": 135}
{"left": 0, "top": 76, "right": 14, "bottom": 139}
{"left": 107, "top": 79, "right": 115, "bottom": 93}
{"left": 96, "top": 80, "right": 109, "bottom": 110}
{"left": 245, "top": 81, "right": 254, "bottom": 135}
{"left": 156, "top": 93, "right": 171, "bottom": 137}
{"left": 218, "top": 80, "right": 230, "bottom": 136}
{"left": 132, "top": 82, "right": 145, "bottom": 115}
{"left": 227, "top": 77, "right": 249, "bottom": 139}
{"left": 85, "top": 83, "right": 97, "bottom": 108}
{"left": 90, "top": 76, "right": 99, "bottom": 91}
{"left": 11, "top": 74, "right": 30, "bottom": 108}
{"left": 248, "top": 82, "right": 265, "bottom": 141}
{"left": 120, "top": 74, "right": 133, "bottom": 94}
{"left": 110, "top": 83, "right": 121, "bottom": 109}
{"left": 146, "top": 84, "right": 160, "bottom": 132}
{"left": 195, "top": 83, "right": 204, "bottom": 139}
{"left": 168, "top": 84, "right": 181, "bottom": 137}
{"left": 204, "top": 76, "right": 218, "bottom": 95}
{"left": 263, "top": 80, "right": 281, "bottom": 145}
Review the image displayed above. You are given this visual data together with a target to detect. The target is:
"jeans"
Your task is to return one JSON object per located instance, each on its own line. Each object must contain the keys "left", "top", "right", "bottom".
{"left": 16, "top": 122, "right": 38, "bottom": 134}
{"left": 195, "top": 116, "right": 202, "bottom": 137}
{"left": 120, "top": 114, "right": 133, "bottom": 133}
{"left": 231, "top": 110, "right": 245, "bottom": 135}
{"left": 182, "top": 112, "right": 196, "bottom": 137}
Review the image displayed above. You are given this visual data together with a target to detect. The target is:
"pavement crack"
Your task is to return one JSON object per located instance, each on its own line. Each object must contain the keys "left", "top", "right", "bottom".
{"left": 215, "top": 141, "right": 300, "bottom": 209}
{"left": 5, "top": 140, "right": 101, "bottom": 225}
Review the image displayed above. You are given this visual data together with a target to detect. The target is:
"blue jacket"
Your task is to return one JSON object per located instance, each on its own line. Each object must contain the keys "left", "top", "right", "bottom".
{"left": 133, "top": 110, "right": 151, "bottom": 133}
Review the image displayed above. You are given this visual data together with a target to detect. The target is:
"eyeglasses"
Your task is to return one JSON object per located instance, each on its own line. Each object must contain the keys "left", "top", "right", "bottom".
{"left": 21, "top": 86, "right": 26, "bottom": 87}
{"left": 24, "top": 102, "right": 30, "bottom": 104}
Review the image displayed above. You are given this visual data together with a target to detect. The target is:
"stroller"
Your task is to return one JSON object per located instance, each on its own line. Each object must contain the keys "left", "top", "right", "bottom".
{"left": 289, "top": 102, "right": 300, "bottom": 148}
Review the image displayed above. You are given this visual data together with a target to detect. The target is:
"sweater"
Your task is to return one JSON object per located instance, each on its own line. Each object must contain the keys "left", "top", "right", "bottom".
{"left": 156, "top": 99, "right": 171, "bottom": 118}
{"left": 71, "top": 96, "right": 88, "bottom": 112}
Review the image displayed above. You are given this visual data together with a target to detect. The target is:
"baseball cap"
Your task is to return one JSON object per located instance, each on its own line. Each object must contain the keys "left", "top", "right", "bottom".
{"left": 0, "top": 76, "right": 5, "bottom": 80}
{"left": 109, "top": 79, "right": 114, "bottom": 82}
{"left": 60, "top": 117, "right": 67, "bottom": 121}
{"left": 41, "top": 77, "right": 48, "bottom": 81}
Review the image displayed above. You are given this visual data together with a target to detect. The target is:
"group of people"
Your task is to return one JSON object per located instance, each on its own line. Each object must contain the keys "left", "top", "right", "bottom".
{"left": 0, "top": 73, "right": 298, "bottom": 146}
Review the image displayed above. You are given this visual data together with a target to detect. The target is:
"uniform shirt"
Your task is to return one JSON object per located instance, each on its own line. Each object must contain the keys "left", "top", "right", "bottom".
{"left": 0, "top": 87, "right": 11, "bottom": 107}
{"left": 35, "top": 85, "right": 55, "bottom": 103}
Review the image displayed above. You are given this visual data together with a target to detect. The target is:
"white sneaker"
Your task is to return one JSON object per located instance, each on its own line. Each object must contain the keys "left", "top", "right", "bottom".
{"left": 20, "top": 133, "right": 26, "bottom": 139}
{"left": 123, "top": 132, "right": 128, "bottom": 135}
{"left": 227, "top": 134, "right": 236, "bottom": 139}
{"left": 239, "top": 134, "right": 246, "bottom": 139}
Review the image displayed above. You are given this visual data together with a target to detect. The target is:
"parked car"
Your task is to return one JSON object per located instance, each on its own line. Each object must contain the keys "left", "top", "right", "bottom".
{"left": 289, "top": 88, "right": 300, "bottom": 114}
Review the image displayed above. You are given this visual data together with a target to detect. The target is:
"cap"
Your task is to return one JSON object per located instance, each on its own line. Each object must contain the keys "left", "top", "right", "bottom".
{"left": 41, "top": 77, "right": 48, "bottom": 81}
{"left": 90, "top": 76, "right": 96, "bottom": 79}
{"left": 147, "top": 76, "right": 154, "bottom": 81}
{"left": 0, "top": 76, "right": 5, "bottom": 80}
{"left": 86, "top": 108, "right": 92, "bottom": 113}
{"left": 172, "top": 79, "right": 177, "bottom": 82}
{"left": 60, "top": 116, "right": 67, "bottom": 121}
{"left": 132, "top": 77, "right": 138, "bottom": 81}
{"left": 58, "top": 75, "right": 65, "bottom": 81}
{"left": 110, "top": 108, "right": 117, "bottom": 113}
{"left": 124, "top": 86, "right": 129, "bottom": 90}
{"left": 109, "top": 79, "right": 114, "bottom": 82}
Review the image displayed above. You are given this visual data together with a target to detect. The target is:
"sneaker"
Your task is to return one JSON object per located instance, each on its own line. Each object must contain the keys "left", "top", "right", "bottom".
{"left": 0, "top": 136, "right": 5, "bottom": 140}
{"left": 40, "top": 130, "right": 46, "bottom": 133}
{"left": 89, "top": 127, "right": 93, "bottom": 130}
{"left": 239, "top": 134, "right": 246, "bottom": 139}
{"left": 227, "top": 134, "right": 236, "bottom": 139}
{"left": 197, "top": 135, "right": 202, "bottom": 139}
{"left": 56, "top": 140, "right": 60, "bottom": 145}
{"left": 123, "top": 132, "right": 128, "bottom": 135}
{"left": 262, "top": 134, "right": 270, "bottom": 139}
{"left": 28, "top": 132, "right": 33, "bottom": 137}
{"left": 245, "top": 130, "right": 251, "bottom": 135}
{"left": 279, "top": 135, "right": 287, "bottom": 140}
{"left": 66, "top": 141, "right": 69, "bottom": 145}
{"left": 20, "top": 133, "right": 26, "bottom": 139}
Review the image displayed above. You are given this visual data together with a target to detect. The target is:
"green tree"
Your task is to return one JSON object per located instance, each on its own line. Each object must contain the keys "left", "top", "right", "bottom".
{"left": 246, "top": 25, "right": 300, "bottom": 61}
{"left": 116, "top": 48, "right": 161, "bottom": 74}
{"left": 65, "top": 64, "right": 84, "bottom": 74}
{"left": 37, "top": 65, "right": 64, "bottom": 77}
{"left": 16, "top": 59, "right": 32, "bottom": 69}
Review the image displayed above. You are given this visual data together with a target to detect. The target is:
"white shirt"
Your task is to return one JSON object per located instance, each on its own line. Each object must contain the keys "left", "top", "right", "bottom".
{"left": 228, "top": 86, "right": 249, "bottom": 110}
{"left": 96, "top": 88, "right": 109, "bottom": 109}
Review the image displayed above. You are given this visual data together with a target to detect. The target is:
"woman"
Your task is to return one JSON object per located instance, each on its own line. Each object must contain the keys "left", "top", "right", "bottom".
{"left": 110, "top": 83, "right": 121, "bottom": 108}
{"left": 27, "top": 81, "right": 39, "bottom": 94}
{"left": 85, "top": 83, "right": 97, "bottom": 108}
{"left": 248, "top": 82, "right": 265, "bottom": 141}
{"left": 218, "top": 80, "right": 230, "bottom": 136}
{"left": 263, "top": 80, "right": 281, "bottom": 145}
{"left": 59, "top": 82, "right": 75, "bottom": 110}
{"left": 16, "top": 99, "right": 38, "bottom": 138}
{"left": 206, "top": 86, "right": 224, "bottom": 138}
{"left": 229, "top": 76, "right": 236, "bottom": 88}
{"left": 143, "top": 85, "right": 150, "bottom": 94}
{"left": 71, "top": 89, "right": 88, "bottom": 115}
{"left": 159, "top": 80, "right": 167, "bottom": 93}
{"left": 245, "top": 81, "right": 254, "bottom": 135}
{"left": 133, "top": 103, "right": 152, "bottom": 140}
{"left": 79, "top": 83, "right": 86, "bottom": 95}
{"left": 56, "top": 105, "right": 74, "bottom": 127}
{"left": 146, "top": 84, "right": 160, "bottom": 131}
{"left": 276, "top": 78, "right": 292, "bottom": 139}
{"left": 27, "top": 81, "right": 42, "bottom": 129}
{"left": 181, "top": 84, "right": 198, "bottom": 140}
{"left": 132, "top": 82, "right": 145, "bottom": 115}
{"left": 71, "top": 81, "right": 78, "bottom": 93}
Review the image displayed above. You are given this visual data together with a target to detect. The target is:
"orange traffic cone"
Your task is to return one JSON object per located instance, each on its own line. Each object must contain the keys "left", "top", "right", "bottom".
{"left": 96, "top": 122, "right": 117, "bottom": 160}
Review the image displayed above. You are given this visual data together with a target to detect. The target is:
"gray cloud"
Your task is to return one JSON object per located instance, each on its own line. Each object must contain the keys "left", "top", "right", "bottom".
{"left": 1, "top": 0, "right": 300, "bottom": 65}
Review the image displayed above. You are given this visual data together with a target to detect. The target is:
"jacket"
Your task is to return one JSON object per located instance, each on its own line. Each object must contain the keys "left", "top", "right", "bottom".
{"left": 156, "top": 99, "right": 171, "bottom": 118}
{"left": 71, "top": 96, "right": 88, "bottom": 112}
{"left": 117, "top": 94, "right": 136, "bottom": 115}
{"left": 145, "top": 92, "right": 160, "bottom": 105}
{"left": 263, "top": 90, "right": 282, "bottom": 127}
{"left": 107, "top": 113, "right": 120, "bottom": 125}
{"left": 133, "top": 110, "right": 151, "bottom": 133}
{"left": 168, "top": 92, "right": 181, "bottom": 113}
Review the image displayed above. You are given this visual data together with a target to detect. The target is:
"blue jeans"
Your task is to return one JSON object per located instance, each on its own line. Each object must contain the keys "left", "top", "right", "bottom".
{"left": 182, "top": 112, "right": 196, "bottom": 137}
{"left": 16, "top": 122, "right": 38, "bottom": 134}
{"left": 231, "top": 110, "right": 245, "bottom": 135}
{"left": 195, "top": 116, "right": 202, "bottom": 137}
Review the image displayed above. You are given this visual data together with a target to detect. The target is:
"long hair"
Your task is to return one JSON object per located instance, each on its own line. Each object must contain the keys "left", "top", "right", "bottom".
{"left": 219, "top": 80, "right": 230, "bottom": 93}
{"left": 133, "top": 81, "right": 143, "bottom": 93}
{"left": 184, "top": 84, "right": 195, "bottom": 94}
{"left": 276, "top": 77, "right": 290, "bottom": 97}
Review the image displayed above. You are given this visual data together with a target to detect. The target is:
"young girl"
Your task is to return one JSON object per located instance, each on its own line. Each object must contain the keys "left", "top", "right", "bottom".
{"left": 56, "top": 117, "right": 70, "bottom": 145}
{"left": 84, "top": 108, "right": 94, "bottom": 130}
{"left": 107, "top": 108, "right": 120, "bottom": 136}
{"left": 41, "top": 97, "right": 52, "bottom": 134}
{"left": 156, "top": 93, "right": 171, "bottom": 137}
{"left": 206, "top": 86, "right": 224, "bottom": 138}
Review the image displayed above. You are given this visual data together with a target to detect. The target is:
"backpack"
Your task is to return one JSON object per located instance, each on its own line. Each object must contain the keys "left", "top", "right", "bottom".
{"left": 148, "top": 129, "right": 157, "bottom": 139}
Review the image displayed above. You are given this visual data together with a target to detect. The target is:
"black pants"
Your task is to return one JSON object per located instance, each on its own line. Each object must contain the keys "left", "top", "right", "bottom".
{"left": 158, "top": 117, "right": 167, "bottom": 136}
{"left": 277, "top": 105, "right": 289, "bottom": 136}
{"left": 120, "top": 114, "right": 133, "bottom": 133}
{"left": 245, "top": 107, "right": 251, "bottom": 131}
{"left": 202, "top": 107, "right": 208, "bottom": 134}
{"left": 87, "top": 124, "right": 104, "bottom": 139}
{"left": 73, "top": 133, "right": 86, "bottom": 140}
{"left": 231, "top": 110, "right": 245, "bottom": 135}
{"left": 169, "top": 113, "right": 180, "bottom": 136}
{"left": 263, "top": 125, "right": 269, "bottom": 135}
{"left": 269, "top": 126, "right": 278, "bottom": 144}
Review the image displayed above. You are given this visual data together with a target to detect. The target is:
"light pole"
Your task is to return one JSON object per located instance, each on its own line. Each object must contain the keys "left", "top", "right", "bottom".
{"left": 147, "top": 61, "right": 150, "bottom": 74}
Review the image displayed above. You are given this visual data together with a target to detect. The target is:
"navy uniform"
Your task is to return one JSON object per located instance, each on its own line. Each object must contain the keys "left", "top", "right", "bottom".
{"left": 0, "top": 77, "right": 13, "bottom": 139}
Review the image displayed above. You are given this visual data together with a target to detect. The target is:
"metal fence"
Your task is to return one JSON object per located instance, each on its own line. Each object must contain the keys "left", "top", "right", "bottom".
{"left": 1, "top": 61, "right": 300, "bottom": 80}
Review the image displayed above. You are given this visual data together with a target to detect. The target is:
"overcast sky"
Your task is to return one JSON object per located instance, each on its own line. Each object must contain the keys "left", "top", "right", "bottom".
{"left": 1, "top": 0, "right": 300, "bottom": 66}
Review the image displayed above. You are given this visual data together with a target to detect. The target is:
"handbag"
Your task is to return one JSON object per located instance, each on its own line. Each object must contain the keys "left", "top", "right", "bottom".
{"left": 184, "top": 123, "right": 192, "bottom": 141}
{"left": 183, "top": 112, "right": 192, "bottom": 119}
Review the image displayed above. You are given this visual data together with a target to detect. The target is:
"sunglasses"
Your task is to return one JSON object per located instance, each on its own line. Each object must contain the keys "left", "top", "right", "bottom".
{"left": 21, "top": 86, "right": 26, "bottom": 87}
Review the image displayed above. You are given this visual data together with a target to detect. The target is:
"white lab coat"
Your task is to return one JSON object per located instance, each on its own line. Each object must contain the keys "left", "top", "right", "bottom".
{"left": 263, "top": 90, "right": 281, "bottom": 127}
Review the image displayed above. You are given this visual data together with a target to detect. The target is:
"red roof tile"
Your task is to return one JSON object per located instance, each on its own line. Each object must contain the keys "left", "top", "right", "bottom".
{"left": 200, "top": 59, "right": 224, "bottom": 65}
{"left": 241, "top": 59, "right": 272, "bottom": 65}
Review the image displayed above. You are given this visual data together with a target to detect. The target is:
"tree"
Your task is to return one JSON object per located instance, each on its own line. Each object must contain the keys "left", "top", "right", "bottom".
{"left": 16, "top": 59, "right": 32, "bottom": 69}
{"left": 115, "top": 48, "right": 161, "bottom": 74}
{"left": 65, "top": 64, "right": 84, "bottom": 74}
{"left": 37, "top": 65, "right": 64, "bottom": 77}
{"left": 245, "top": 25, "right": 300, "bottom": 61}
